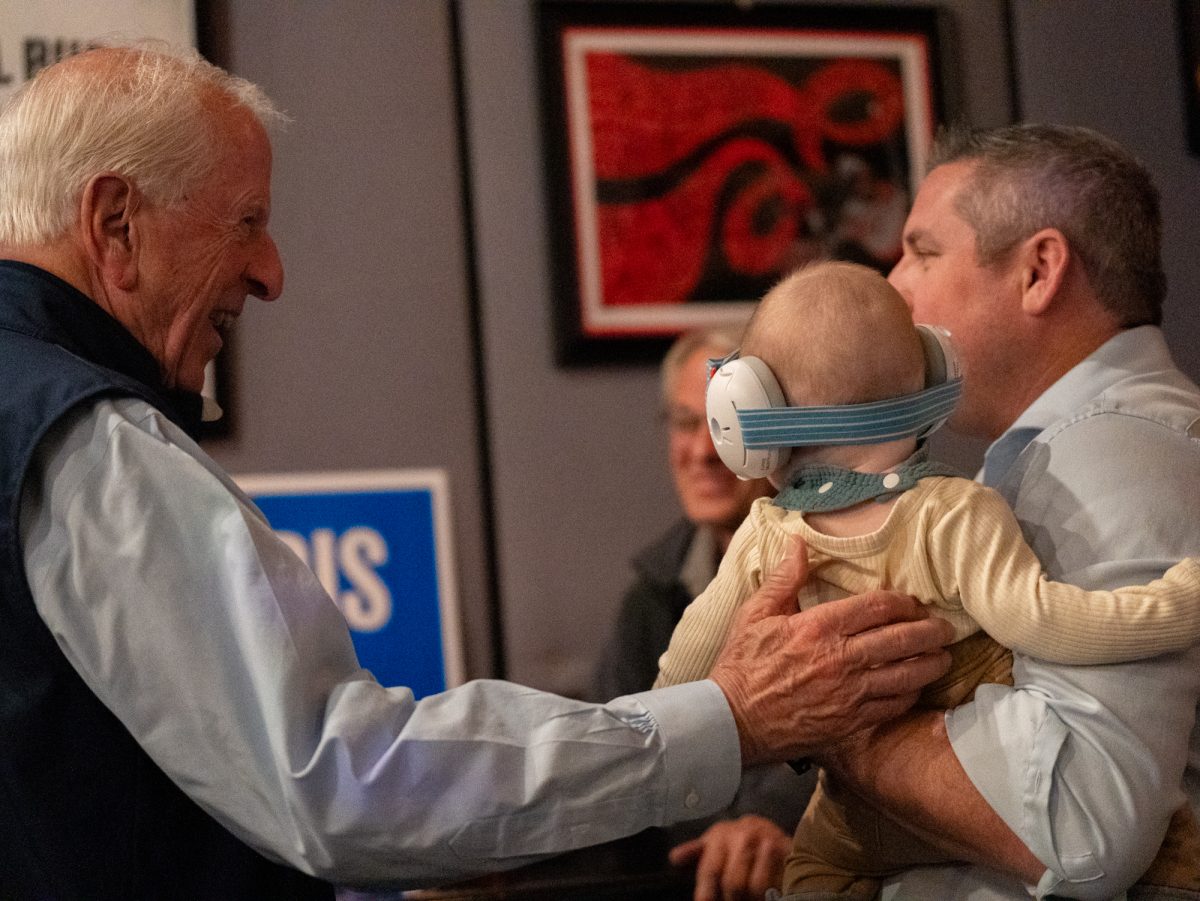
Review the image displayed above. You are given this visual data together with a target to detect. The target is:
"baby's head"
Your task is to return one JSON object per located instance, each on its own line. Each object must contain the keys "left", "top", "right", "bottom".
{"left": 741, "top": 261, "right": 925, "bottom": 410}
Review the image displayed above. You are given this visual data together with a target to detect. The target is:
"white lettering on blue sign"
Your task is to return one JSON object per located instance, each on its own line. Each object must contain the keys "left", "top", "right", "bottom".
{"left": 277, "top": 527, "right": 393, "bottom": 632}
{"left": 237, "top": 468, "right": 463, "bottom": 696}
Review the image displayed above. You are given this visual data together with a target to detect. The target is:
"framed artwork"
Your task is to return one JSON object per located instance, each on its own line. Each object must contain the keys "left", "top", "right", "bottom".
{"left": 537, "top": 1, "right": 950, "bottom": 365}
{"left": 1180, "top": 0, "right": 1200, "bottom": 155}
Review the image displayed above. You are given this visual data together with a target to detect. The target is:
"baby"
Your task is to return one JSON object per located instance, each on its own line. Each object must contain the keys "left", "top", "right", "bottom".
{"left": 654, "top": 261, "right": 1200, "bottom": 899}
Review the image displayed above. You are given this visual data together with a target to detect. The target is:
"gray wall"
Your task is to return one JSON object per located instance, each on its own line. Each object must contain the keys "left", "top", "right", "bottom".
{"left": 1010, "top": 0, "right": 1200, "bottom": 370}
{"left": 204, "top": 0, "right": 1200, "bottom": 697}
{"left": 204, "top": 0, "right": 498, "bottom": 678}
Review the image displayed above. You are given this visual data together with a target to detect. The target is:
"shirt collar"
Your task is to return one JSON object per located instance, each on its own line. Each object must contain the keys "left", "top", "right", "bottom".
{"left": 679, "top": 526, "right": 718, "bottom": 601}
{"left": 1008, "top": 326, "right": 1174, "bottom": 436}
{"left": 981, "top": 327, "right": 1174, "bottom": 489}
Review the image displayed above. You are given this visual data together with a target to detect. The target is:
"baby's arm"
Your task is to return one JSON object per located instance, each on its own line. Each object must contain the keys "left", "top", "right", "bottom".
{"left": 932, "top": 485, "right": 1200, "bottom": 664}
{"left": 654, "top": 515, "right": 766, "bottom": 688}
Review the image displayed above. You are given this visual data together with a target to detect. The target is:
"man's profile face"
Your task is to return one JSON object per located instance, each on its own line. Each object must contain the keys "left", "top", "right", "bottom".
{"left": 132, "top": 104, "right": 283, "bottom": 393}
{"left": 667, "top": 346, "right": 770, "bottom": 535}
{"left": 887, "top": 161, "right": 1022, "bottom": 439}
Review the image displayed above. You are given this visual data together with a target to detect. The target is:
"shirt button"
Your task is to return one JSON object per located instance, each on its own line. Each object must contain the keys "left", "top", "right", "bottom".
{"left": 684, "top": 790, "right": 700, "bottom": 809}
{"left": 882, "top": 473, "right": 901, "bottom": 490}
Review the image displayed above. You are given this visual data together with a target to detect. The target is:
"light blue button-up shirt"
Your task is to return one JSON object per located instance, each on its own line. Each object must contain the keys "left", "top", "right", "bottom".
{"left": 883, "top": 326, "right": 1200, "bottom": 900}
{"left": 19, "top": 396, "right": 742, "bottom": 888}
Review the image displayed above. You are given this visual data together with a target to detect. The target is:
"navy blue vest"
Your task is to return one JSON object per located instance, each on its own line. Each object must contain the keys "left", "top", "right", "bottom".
{"left": 0, "top": 261, "right": 333, "bottom": 900}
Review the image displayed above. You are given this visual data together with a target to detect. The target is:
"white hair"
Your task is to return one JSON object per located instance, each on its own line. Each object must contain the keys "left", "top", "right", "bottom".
{"left": 0, "top": 44, "right": 287, "bottom": 246}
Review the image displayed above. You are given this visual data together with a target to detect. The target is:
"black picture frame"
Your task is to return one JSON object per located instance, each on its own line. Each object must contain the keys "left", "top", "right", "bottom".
{"left": 1179, "top": 0, "right": 1200, "bottom": 155}
{"left": 196, "top": 0, "right": 234, "bottom": 438}
{"left": 536, "top": 0, "right": 953, "bottom": 366}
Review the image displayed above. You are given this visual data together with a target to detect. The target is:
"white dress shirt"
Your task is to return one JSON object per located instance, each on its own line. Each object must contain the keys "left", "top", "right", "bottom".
{"left": 883, "top": 327, "right": 1200, "bottom": 900}
{"left": 19, "top": 396, "right": 741, "bottom": 888}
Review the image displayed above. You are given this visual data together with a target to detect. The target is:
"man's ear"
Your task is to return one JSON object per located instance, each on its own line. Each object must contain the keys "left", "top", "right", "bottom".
{"left": 1016, "top": 228, "right": 1070, "bottom": 317}
{"left": 79, "top": 173, "right": 140, "bottom": 291}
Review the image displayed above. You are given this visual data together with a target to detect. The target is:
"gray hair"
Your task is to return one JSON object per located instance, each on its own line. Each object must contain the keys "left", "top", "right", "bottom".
{"left": 0, "top": 44, "right": 287, "bottom": 246}
{"left": 660, "top": 325, "right": 745, "bottom": 407}
{"left": 931, "top": 123, "right": 1165, "bottom": 327}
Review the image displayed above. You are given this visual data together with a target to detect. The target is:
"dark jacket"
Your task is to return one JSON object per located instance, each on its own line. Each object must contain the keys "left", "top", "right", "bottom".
{"left": 590, "top": 520, "right": 697, "bottom": 703}
{"left": 0, "top": 261, "right": 332, "bottom": 900}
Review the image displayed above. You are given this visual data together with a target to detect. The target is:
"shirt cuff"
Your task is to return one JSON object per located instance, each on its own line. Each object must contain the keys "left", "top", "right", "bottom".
{"left": 631, "top": 680, "right": 741, "bottom": 823}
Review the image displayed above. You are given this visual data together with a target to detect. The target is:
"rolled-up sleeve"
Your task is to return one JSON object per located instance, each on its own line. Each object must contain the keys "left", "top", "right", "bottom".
{"left": 948, "top": 648, "right": 1200, "bottom": 898}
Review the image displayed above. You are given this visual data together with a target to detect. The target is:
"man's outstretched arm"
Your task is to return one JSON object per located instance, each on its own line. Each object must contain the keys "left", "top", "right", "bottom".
{"left": 710, "top": 537, "right": 955, "bottom": 767}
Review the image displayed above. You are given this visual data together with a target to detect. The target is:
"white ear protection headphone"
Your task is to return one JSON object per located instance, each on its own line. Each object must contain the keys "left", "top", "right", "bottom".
{"left": 705, "top": 324, "right": 963, "bottom": 480}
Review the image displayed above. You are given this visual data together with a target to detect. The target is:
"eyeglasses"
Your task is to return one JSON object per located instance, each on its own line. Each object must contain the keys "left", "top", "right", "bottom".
{"left": 663, "top": 407, "right": 708, "bottom": 435}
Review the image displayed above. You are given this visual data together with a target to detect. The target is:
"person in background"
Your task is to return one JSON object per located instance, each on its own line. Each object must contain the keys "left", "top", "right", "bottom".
{"left": 591, "top": 326, "right": 773, "bottom": 701}
{"left": 0, "top": 45, "right": 954, "bottom": 900}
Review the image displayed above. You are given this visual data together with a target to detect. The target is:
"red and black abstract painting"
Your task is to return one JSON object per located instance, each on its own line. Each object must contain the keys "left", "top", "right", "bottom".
{"left": 538, "top": 3, "right": 946, "bottom": 364}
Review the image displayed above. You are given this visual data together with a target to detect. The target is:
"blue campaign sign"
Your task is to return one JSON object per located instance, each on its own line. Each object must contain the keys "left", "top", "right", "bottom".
{"left": 236, "top": 470, "right": 463, "bottom": 699}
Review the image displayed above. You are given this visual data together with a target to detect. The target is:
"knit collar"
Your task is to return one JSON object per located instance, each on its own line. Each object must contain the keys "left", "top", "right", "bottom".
{"left": 773, "top": 444, "right": 959, "bottom": 513}
{"left": 0, "top": 260, "right": 204, "bottom": 439}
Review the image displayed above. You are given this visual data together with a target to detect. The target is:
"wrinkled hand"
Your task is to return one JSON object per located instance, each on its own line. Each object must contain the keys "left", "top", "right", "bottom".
{"left": 669, "top": 815, "right": 791, "bottom": 901}
{"left": 709, "top": 537, "right": 954, "bottom": 766}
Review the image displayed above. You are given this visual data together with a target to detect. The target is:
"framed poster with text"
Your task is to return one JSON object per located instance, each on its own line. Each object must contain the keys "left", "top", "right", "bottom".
{"left": 237, "top": 469, "right": 464, "bottom": 699}
{"left": 0, "top": 0, "right": 194, "bottom": 101}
